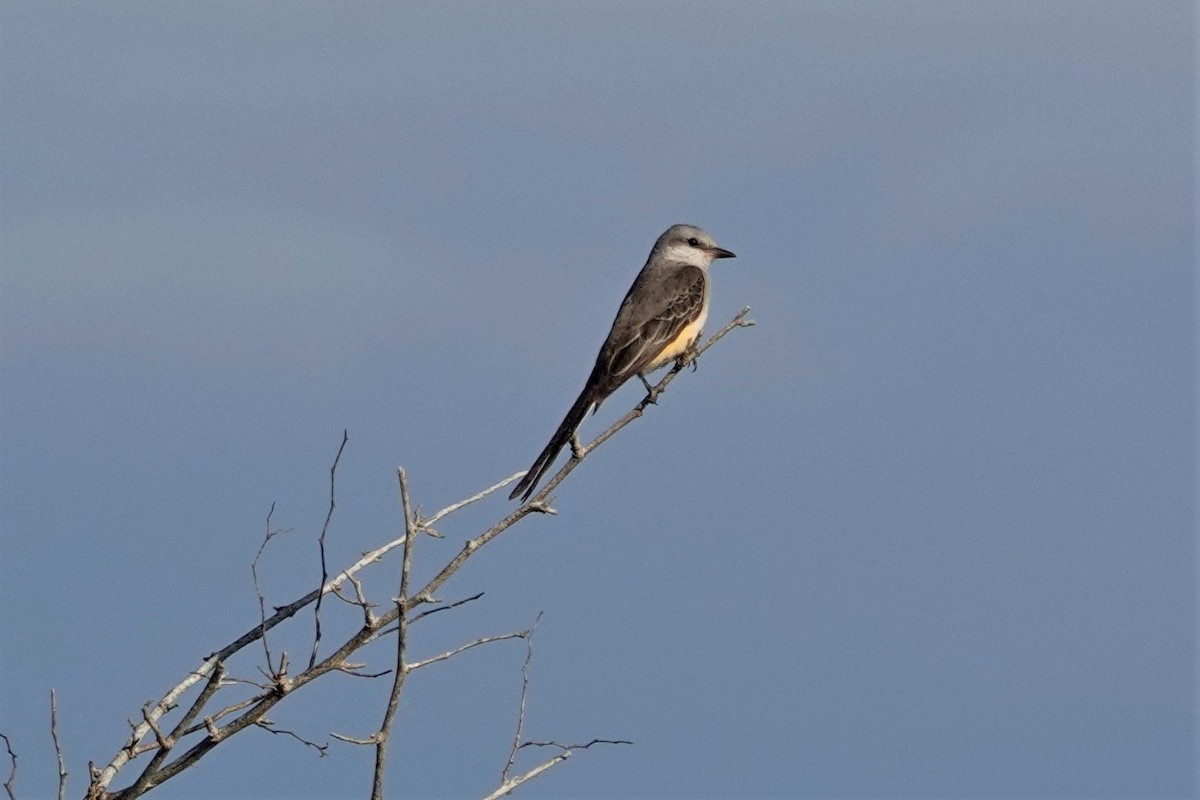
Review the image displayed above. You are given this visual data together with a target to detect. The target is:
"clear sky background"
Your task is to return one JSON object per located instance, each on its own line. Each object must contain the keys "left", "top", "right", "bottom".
{"left": 1, "top": 3, "right": 1194, "bottom": 798}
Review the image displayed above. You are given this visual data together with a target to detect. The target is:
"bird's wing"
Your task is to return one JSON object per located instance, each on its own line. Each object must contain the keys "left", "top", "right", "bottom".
{"left": 603, "top": 263, "right": 707, "bottom": 385}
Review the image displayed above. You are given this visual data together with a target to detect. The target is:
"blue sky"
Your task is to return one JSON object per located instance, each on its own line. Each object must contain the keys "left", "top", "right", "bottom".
{"left": 1, "top": 2, "right": 1194, "bottom": 798}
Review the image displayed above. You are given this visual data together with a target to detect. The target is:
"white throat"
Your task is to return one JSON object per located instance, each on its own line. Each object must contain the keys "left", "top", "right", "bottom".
{"left": 660, "top": 242, "right": 715, "bottom": 268}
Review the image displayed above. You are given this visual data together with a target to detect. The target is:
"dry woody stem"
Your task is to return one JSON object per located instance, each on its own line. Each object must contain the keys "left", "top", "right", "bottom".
{"left": 76, "top": 308, "right": 753, "bottom": 800}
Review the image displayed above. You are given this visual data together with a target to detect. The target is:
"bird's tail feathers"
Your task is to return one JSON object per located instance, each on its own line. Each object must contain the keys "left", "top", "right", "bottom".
{"left": 509, "top": 386, "right": 595, "bottom": 501}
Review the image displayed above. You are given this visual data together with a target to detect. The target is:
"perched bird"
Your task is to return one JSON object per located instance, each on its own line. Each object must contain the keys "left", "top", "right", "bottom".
{"left": 510, "top": 224, "right": 735, "bottom": 501}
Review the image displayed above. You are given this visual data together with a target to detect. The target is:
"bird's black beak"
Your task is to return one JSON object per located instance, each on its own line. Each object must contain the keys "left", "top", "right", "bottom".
{"left": 710, "top": 246, "right": 736, "bottom": 259}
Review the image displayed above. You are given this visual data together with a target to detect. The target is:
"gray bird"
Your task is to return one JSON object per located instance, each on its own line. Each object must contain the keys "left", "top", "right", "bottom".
{"left": 510, "top": 224, "right": 735, "bottom": 501}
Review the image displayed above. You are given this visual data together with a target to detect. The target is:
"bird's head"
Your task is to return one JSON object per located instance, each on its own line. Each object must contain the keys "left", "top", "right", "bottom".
{"left": 655, "top": 224, "right": 736, "bottom": 266}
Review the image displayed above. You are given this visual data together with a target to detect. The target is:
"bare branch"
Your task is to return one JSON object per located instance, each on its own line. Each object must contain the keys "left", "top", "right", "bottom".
{"left": 309, "top": 430, "right": 349, "bottom": 671}
{"left": 370, "top": 468, "right": 418, "bottom": 800}
{"left": 502, "top": 613, "right": 542, "bottom": 782}
{"left": 329, "top": 731, "right": 379, "bottom": 746}
{"left": 253, "top": 721, "right": 328, "bottom": 757}
{"left": 330, "top": 572, "right": 375, "bottom": 627}
{"left": 335, "top": 665, "right": 391, "bottom": 679}
{"left": 120, "top": 661, "right": 227, "bottom": 798}
{"left": 485, "top": 738, "right": 633, "bottom": 799}
{"left": 517, "top": 738, "right": 634, "bottom": 751}
{"left": 407, "top": 631, "right": 528, "bottom": 671}
{"left": 420, "top": 472, "right": 524, "bottom": 529}
{"left": 49, "top": 691, "right": 66, "bottom": 800}
{"left": 93, "top": 492, "right": 406, "bottom": 791}
{"left": 252, "top": 502, "right": 291, "bottom": 677}
{"left": 1, "top": 732, "right": 17, "bottom": 800}
{"left": 409, "top": 591, "right": 485, "bottom": 623}
{"left": 139, "top": 707, "right": 169, "bottom": 754}
{"left": 480, "top": 752, "right": 571, "bottom": 800}
{"left": 178, "top": 693, "right": 257, "bottom": 739}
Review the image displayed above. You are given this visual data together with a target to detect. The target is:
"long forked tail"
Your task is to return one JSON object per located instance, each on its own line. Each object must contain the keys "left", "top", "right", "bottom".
{"left": 509, "top": 385, "right": 595, "bottom": 501}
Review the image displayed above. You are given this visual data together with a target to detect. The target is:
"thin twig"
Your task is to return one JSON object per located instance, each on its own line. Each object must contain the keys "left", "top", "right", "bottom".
{"left": 407, "top": 631, "right": 528, "bottom": 671}
{"left": 480, "top": 753, "right": 570, "bottom": 800}
{"left": 177, "top": 692, "right": 257, "bottom": 738}
{"left": 421, "top": 472, "right": 524, "bottom": 529}
{"left": 517, "top": 738, "right": 634, "bottom": 751}
{"left": 252, "top": 502, "right": 290, "bottom": 676}
{"left": 482, "top": 740, "right": 631, "bottom": 800}
{"left": 50, "top": 691, "right": 66, "bottom": 800}
{"left": 502, "top": 613, "right": 542, "bottom": 782}
{"left": 310, "top": 430, "right": 349, "bottom": 671}
{"left": 329, "top": 731, "right": 378, "bottom": 746}
{"left": 139, "top": 707, "right": 169, "bottom": 753}
{"left": 409, "top": 591, "right": 485, "bottom": 623}
{"left": 1, "top": 732, "right": 16, "bottom": 800}
{"left": 330, "top": 572, "right": 375, "bottom": 627}
{"left": 370, "top": 468, "right": 417, "bottom": 800}
{"left": 253, "top": 721, "right": 328, "bottom": 757}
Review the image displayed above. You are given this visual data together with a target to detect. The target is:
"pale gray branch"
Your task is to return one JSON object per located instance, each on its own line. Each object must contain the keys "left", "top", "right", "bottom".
{"left": 480, "top": 753, "right": 570, "bottom": 800}
{"left": 408, "top": 631, "right": 528, "bottom": 671}
{"left": 421, "top": 472, "right": 524, "bottom": 529}
{"left": 502, "top": 613, "right": 542, "bottom": 783}
{"left": 50, "top": 691, "right": 66, "bottom": 800}
{"left": 369, "top": 468, "right": 418, "bottom": 800}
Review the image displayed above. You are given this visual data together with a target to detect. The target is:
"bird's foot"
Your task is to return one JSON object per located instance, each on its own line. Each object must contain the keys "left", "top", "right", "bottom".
{"left": 674, "top": 340, "right": 701, "bottom": 373}
{"left": 637, "top": 373, "right": 660, "bottom": 404}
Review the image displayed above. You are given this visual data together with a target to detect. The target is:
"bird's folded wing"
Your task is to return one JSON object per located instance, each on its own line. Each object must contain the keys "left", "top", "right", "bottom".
{"left": 606, "top": 265, "right": 706, "bottom": 380}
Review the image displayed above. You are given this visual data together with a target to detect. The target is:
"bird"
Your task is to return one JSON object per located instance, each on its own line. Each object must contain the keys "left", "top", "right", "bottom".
{"left": 509, "top": 224, "right": 735, "bottom": 501}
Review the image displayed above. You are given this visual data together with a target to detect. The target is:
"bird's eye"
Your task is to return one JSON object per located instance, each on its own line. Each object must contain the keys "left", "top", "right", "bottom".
{"left": 687, "top": 237, "right": 699, "bottom": 247}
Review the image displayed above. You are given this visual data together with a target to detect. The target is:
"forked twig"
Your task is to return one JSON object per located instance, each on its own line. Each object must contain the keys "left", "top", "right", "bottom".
{"left": 252, "top": 502, "right": 291, "bottom": 677}
{"left": 502, "top": 613, "right": 542, "bottom": 782}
